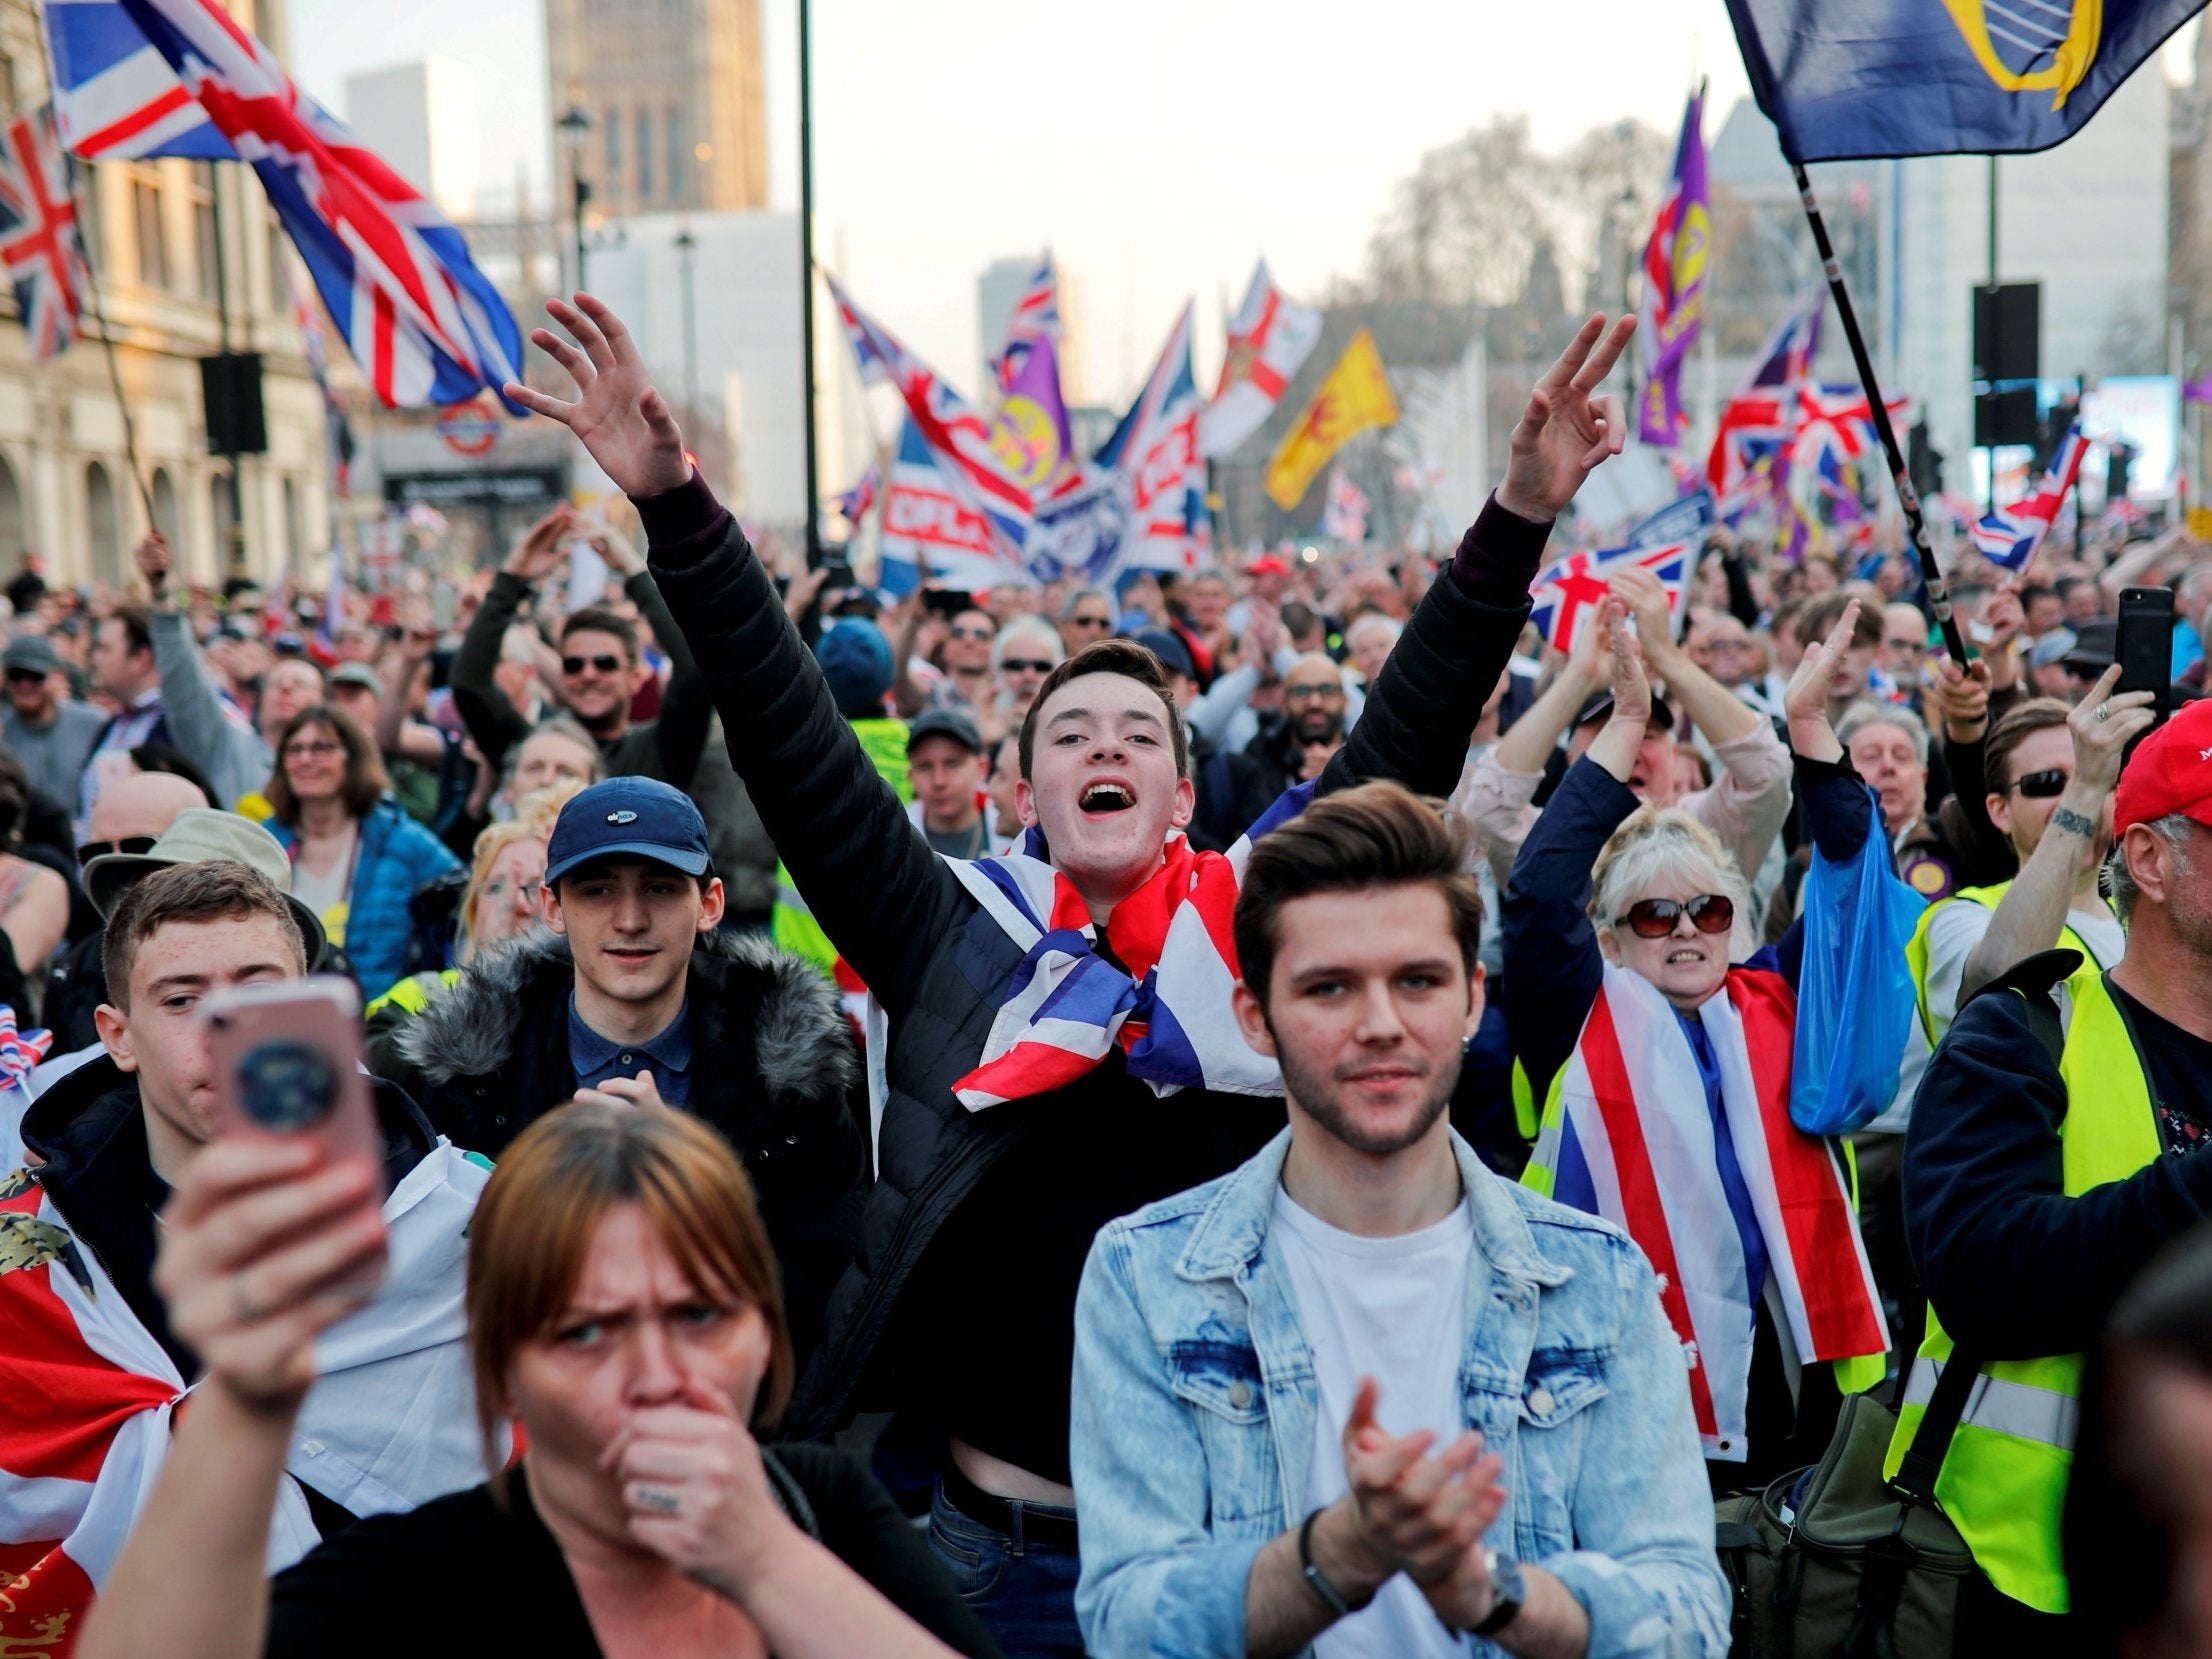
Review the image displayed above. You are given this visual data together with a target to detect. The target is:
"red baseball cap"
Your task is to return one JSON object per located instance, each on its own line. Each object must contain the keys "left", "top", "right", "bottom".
{"left": 2114, "top": 698, "right": 2212, "bottom": 835}
{"left": 1248, "top": 555, "right": 1290, "bottom": 578}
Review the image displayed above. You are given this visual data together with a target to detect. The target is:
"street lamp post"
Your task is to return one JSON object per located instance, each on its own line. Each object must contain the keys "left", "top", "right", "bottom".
{"left": 557, "top": 105, "right": 592, "bottom": 293}
{"left": 674, "top": 225, "right": 699, "bottom": 429}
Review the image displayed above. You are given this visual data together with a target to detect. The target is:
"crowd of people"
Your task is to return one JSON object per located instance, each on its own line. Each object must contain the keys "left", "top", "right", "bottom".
{"left": 1, "top": 292, "right": 2211, "bottom": 1659}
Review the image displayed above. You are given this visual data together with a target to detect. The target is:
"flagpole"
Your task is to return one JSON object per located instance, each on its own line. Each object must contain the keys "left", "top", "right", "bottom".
{"left": 30, "top": 8, "right": 155, "bottom": 531}
{"left": 797, "top": 0, "right": 823, "bottom": 569}
{"left": 1790, "top": 164, "right": 1968, "bottom": 665}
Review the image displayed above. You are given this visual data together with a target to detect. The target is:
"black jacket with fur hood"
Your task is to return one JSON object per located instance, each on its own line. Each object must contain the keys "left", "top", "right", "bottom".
{"left": 382, "top": 927, "right": 866, "bottom": 1369}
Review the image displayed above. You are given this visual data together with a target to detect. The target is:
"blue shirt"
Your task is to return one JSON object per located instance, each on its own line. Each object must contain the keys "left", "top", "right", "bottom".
{"left": 568, "top": 994, "right": 694, "bottom": 1105}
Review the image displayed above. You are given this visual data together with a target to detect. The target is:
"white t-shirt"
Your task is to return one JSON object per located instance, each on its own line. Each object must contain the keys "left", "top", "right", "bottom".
{"left": 1271, "top": 1185, "right": 1478, "bottom": 1659}
{"left": 1920, "top": 891, "right": 2125, "bottom": 1045}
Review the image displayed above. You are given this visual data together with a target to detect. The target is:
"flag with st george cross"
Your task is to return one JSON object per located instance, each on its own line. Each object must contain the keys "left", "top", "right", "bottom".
{"left": 0, "top": 106, "right": 90, "bottom": 361}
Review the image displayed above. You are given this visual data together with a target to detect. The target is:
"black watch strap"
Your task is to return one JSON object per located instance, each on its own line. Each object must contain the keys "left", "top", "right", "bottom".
{"left": 1472, "top": 1550, "right": 1527, "bottom": 1636}
{"left": 1298, "top": 1508, "right": 1374, "bottom": 1618}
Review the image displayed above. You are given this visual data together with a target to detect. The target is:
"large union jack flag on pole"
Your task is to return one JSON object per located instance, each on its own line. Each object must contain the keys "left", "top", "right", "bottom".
{"left": 87, "top": 0, "right": 524, "bottom": 412}
{"left": 0, "top": 108, "right": 90, "bottom": 360}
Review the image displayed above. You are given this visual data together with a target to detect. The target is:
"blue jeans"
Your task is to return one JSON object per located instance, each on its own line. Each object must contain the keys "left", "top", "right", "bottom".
{"left": 926, "top": 1479, "right": 1085, "bottom": 1659}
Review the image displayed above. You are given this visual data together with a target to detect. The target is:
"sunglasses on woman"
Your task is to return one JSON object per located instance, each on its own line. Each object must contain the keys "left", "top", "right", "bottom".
{"left": 1618, "top": 894, "right": 1735, "bottom": 939}
{"left": 2004, "top": 768, "right": 2069, "bottom": 799}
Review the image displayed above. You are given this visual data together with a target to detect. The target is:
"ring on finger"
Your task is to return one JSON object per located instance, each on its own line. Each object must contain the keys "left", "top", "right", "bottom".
{"left": 2095, "top": 703, "right": 2110, "bottom": 722}
{"left": 631, "top": 1485, "right": 681, "bottom": 1515}
{"left": 233, "top": 1275, "right": 264, "bottom": 1326}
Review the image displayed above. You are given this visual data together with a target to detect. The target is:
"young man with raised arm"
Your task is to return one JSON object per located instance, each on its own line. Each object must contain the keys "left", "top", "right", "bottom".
{"left": 505, "top": 291, "right": 1637, "bottom": 1655}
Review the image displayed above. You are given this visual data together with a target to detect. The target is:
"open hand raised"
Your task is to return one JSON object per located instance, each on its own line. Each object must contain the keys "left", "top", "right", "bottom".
{"left": 505, "top": 295, "right": 693, "bottom": 499}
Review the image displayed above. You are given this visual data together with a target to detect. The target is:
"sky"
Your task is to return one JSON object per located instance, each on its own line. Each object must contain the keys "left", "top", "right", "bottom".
{"left": 290, "top": 0, "right": 2202, "bottom": 409}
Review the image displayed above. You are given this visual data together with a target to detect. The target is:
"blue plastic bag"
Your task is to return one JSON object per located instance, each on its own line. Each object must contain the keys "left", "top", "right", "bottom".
{"left": 1790, "top": 795, "right": 1923, "bottom": 1135}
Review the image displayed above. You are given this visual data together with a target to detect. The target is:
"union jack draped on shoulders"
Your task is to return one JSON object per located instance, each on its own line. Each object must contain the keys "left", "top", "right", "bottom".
{"left": 0, "top": 107, "right": 90, "bottom": 362}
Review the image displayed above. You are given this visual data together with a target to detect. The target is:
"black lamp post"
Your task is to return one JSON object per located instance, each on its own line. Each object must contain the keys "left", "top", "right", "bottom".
{"left": 557, "top": 105, "right": 592, "bottom": 293}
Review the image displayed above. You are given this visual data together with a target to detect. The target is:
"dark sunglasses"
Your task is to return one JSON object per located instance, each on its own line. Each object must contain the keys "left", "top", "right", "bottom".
{"left": 4, "top": 667, "right": 46, "bottom": 685}
{"left": 2005, "top": 768, "right": 2069, "bottom": 799}
{"left": 1619, "top": 894, "right": 1735, "bottom": 939}
{"left": 1001, "top": 658, "right": 1055, "bottom": 674}
{"left": 949, "top": 624, "right": 995, "bottom": 642}
{"left": 77, "top": 834, "right": 159, "bottom": 867}
{"left": 562, "top": 653, "right": 624, "bottom": 676}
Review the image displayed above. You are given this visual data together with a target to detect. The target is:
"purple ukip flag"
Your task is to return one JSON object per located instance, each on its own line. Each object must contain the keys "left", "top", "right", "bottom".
{"left": 988, "top": 332, "right": 1075, "bottom": 500}
{"left": 1638, "top": 87, "right": 1711, "bottom": 448}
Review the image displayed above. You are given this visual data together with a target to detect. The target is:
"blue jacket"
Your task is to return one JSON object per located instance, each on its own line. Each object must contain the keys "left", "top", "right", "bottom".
{"left": 1070, "top": 1127, "right": 1729, "bottom": 1659}
{"left": 272, "top": 797, "right": 460, "bottom": 1001}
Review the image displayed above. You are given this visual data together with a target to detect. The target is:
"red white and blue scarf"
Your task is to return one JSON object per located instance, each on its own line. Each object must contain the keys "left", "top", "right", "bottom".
{"left": 944, "top": 782, "right": 1315, "bottom": 1109}
{"left": 1528, "top": 963, "right": 1888, "bottom": 1458}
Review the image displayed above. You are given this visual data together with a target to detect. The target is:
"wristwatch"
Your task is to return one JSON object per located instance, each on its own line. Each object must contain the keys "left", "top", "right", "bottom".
{"left": 1297, "top": 1507, "right": 1375, "bottom": 1618}
{"left": 1472, "top": 1549, "right": 1528, "bottom": 1637}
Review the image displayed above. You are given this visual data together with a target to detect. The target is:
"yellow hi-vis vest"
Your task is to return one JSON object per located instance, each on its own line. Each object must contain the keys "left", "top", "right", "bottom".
{"left": 1882, "top": 966, "right": 2159, "bottom": 1615}
{"left": 773, "top": 717, "right": 913, "bottom": 978}
{"left": 1903, "top": 881, "right": 2103, "bottom": 1045}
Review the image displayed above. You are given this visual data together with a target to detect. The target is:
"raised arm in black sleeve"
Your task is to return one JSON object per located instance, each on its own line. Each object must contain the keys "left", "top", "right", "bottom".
{"left": 448, "top": 572, "right": 534, "bottom": 775}
{"left": 638, "top": 475, "right": 961, "bottom": 1012}
{"left": 623, "top": 569, "right": 712, "bottom": 786}
{"left": 1323, "top": 494, "right": 1546, "bottom": 801}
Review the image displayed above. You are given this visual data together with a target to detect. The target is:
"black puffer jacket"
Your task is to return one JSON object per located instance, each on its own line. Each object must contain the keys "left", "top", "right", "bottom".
{"left": 380, "top": 927, "right": 865, "bottom": 1370}
{"left": 641, "top": 474, "right": 1541, "bottom": 1441}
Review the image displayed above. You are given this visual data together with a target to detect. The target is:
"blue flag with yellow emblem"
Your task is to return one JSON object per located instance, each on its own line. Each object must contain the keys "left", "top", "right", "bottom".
{"left": 1725, "top": 0, "right": 2204, "bottom": 161}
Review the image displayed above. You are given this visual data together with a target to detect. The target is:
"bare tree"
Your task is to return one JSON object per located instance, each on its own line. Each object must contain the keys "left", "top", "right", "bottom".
{"left": 1362, "top": 114, "right": 1670, "bottom": 314}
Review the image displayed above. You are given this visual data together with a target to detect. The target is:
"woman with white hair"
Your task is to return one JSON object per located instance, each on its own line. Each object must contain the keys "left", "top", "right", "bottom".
{"left": 1503, "top": 594, "right": 1891, "bottom": 1495}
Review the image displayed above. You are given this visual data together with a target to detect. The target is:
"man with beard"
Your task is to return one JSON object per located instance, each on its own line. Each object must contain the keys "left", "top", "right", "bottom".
{"left": 1200, "top": 654, "right": 1350, "bottom": 846}
{"left": 1070, "top": 783, "right": 1724, "bottom": 1659}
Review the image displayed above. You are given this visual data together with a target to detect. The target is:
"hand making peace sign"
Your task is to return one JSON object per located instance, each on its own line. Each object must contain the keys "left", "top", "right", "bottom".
{"left": 1495, "top": 313, "right": 1638, "bottom": 526}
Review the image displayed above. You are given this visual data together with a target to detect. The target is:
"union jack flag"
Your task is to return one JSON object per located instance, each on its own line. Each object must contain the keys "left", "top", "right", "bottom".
{"left": 1793, "top": 384, "right": 1910, "bottom": 468}
{"left": 992, "top": 254, "right": 1059, "bottom": 392}
{"left": 97, "top": 0, "right": 524, "bottom": 412}
{"left": 1708, "top": 296, "right": 1824, "bottom": 504}
{"left": 0, "top": 1006, "right": 50, "bottom": 1086}
{"left": 1529, "top": 540, "right": 1695, "bottom": 656}
{"left": 833, "top": 462, "right": 881, "bottom": 525}
{"left": 1971, "top": 425, "right": 2089, "bottom": 571}
{"left": 826, "top": 270, "right": 1031, "bottom": 556}
{"left": 0, "top": 107, "right": 89, "bottom": 361}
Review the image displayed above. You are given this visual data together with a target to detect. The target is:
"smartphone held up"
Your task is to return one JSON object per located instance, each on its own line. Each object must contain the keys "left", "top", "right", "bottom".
{"left": 201, "top": 976, "right": 388, "bottom": 1290}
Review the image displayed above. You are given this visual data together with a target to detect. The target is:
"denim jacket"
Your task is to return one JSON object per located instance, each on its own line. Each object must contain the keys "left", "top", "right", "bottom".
{"left": 1071, "top": 1128, "right": 1729, "bottom": 1659}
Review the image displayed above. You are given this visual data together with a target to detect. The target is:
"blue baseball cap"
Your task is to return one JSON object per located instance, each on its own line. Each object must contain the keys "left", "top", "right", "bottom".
{"left": 544, "top": 776, "right": 713, "bottom": 887}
